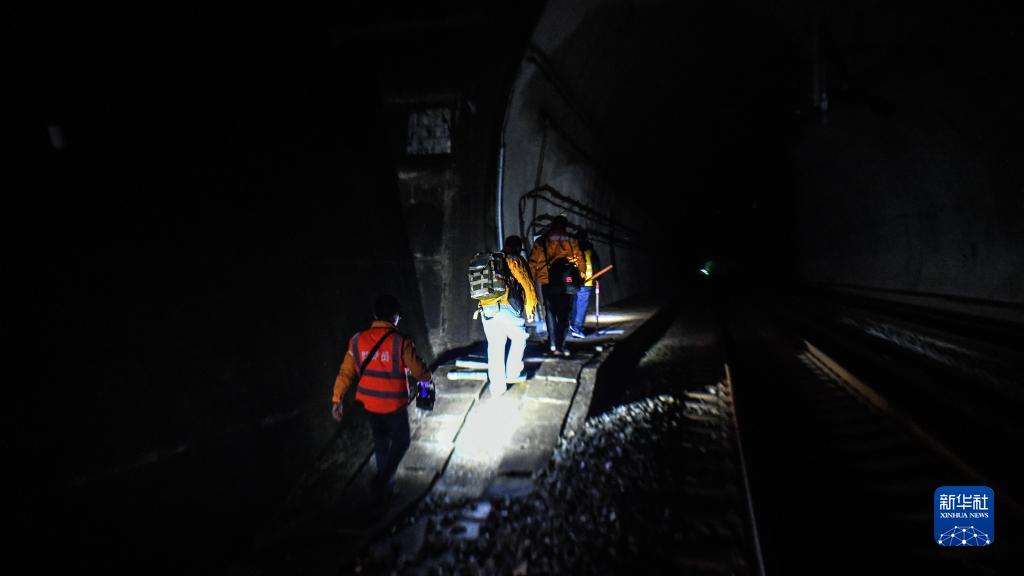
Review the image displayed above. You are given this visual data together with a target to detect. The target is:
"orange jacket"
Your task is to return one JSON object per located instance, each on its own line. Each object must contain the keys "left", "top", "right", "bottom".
{"left": 478, "top": 254, "right": 538, "bottom": 319}
{"left": 332, "top": 321, "right": 431, "bottom": 412}
{"left": 528, "top": 230, "right": 585, "bottom": 286}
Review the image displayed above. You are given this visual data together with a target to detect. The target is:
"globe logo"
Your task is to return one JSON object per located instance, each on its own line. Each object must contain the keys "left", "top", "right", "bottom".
{"left": 937, "top": 525, "right": 991, "bottom": 546}
{"left": 934, "top": 486, "right": 994, "bottom": 547}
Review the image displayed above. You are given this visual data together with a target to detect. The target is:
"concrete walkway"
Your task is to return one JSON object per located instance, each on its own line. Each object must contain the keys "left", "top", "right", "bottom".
{"left": 420, "top": 301, "right": 666, "bottom": 502}
{"left": 237, "top": 299, "right": 667, "bottom": 575}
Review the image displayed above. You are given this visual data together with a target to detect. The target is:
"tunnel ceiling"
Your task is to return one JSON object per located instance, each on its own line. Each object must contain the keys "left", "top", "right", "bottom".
{"left": 512, "top": 0, "right": 1020, "bottom": 280}
{"left": 510, "top": 0, "right": 807, "bottom": 264}
{"left": 22, "top": 0, "right": 1020, "bottom": 291}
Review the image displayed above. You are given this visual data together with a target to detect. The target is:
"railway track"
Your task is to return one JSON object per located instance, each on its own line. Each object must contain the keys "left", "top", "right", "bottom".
{"left": 251, "top": 288, "right": 1020, "bottom": 574}
{"left": 731, "top": 315, "right": 1022, "bottom": 574}
{"left": 616, "top": 312, "right": 763, "bottom": 575}
{"left": 347, "top": 302, "right": 764, "bottom": 574}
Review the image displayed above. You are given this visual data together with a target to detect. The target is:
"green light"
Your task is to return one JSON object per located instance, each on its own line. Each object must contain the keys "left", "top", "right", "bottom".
{"left": 700, "top": 260, "right": 714, "bottom": 276}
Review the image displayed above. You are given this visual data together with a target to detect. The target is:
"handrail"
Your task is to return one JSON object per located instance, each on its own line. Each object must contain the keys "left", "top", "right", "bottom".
{"left": 517, "top": 184, "right": 644, "bottom": 249}
{"left": 520, "top": 184, "right": 627, "bottom": 230}
{"left": 524, "top": 212, "right": 643, "bottom": 251}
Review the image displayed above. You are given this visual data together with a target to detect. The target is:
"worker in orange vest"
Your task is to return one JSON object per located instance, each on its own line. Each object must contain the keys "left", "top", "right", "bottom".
{"left": 331, "top": 294, "right": 432, "bottom": 497}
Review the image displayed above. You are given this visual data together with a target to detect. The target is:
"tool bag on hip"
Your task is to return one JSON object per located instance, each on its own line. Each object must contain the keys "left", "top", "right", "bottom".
{"left": 547, "top": 258, "right": 582, "bottom": 295}
{"left": 543, "top": 239, "right": 582, "bottom": 295}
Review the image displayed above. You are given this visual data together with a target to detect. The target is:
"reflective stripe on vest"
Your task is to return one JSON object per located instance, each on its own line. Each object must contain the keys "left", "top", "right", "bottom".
{"left": 583, "top": 249, "right": 593, "bottom": 287}
{"left": 351, "top": 329, "right": 409, "bottom": 413}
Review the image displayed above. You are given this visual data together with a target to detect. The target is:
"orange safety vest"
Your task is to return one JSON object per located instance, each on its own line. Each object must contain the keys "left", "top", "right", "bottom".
{"left": 350, "top": 328, "right": 410, "bottom": 413}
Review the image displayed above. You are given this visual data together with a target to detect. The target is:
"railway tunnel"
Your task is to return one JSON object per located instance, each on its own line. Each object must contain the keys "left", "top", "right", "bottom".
{"left": 15, "top": 1, "right": 1023, "bottom": 574}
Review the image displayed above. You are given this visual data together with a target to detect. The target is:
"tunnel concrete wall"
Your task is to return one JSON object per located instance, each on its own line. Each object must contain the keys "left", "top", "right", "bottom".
{"left": 388, "top": 98, "right": 499, "bottom": 356}
{"left": 353, "top": 5, "right": 546, "bottom": 356}
{"left": 792, "top": 81, "right": 1023, "bottom": 306}
{"left": 783, "top": 1, "right": 1024, "bottom": 308}
{"left": 499, "top": 0, "right": 656, "bottom": 306}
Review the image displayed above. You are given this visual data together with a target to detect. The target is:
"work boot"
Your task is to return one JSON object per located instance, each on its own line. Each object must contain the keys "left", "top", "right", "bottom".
{"left": 568, "top": 328, "right": 585, "bottom": 339}
{"left": 506, "top": 373, "right": 527, "bottom": 384}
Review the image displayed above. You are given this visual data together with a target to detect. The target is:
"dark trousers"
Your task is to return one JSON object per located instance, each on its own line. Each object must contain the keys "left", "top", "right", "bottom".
{"left": 366, "top": 408, "right": 410, "bottom": 488}
{"left": 542, "top": 284, "right": 572, "bottom": 351}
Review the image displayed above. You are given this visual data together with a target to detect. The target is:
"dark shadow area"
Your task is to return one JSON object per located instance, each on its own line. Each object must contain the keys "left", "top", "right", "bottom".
{"left": 11, "top": 0, "right": 1022, "bottom": 573}
{"left": 723, "top": 278, "right": 1023, "bottom": 574}
{"left": 13, "top": 6, "right": 538, "bottom": 574}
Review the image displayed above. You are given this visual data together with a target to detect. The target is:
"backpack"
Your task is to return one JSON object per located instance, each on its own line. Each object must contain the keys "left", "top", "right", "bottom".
{"left": 467, "top": 252, "right": 524, "bottom": 315}
{"left": 469, "top": 251, "right": 511, "bottom": 301}
{"left": 543, "top": 240, "right": 582, "bottom": 295}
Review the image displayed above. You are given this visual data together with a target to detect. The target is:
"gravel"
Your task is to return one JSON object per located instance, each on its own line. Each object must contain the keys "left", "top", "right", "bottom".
{"left": 349, "top": 318, "right": 752, "bottom": 575}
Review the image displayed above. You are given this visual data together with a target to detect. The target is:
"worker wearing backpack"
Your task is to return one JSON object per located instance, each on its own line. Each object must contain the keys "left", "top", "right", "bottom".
{"left": 469, "top": 236, "right": 538, "bottom": 397}
{"left": 528, "top": 215, "right": 585, "bottom": 356}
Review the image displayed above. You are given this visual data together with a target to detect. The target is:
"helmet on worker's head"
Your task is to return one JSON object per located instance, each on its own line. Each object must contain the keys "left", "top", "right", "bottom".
{"left": 373, "top": 294, "right": 402, "bottom": 321}
{"left": 503, "top": 235, "right": 523, "bottom": 254}
{"left": 550, "top": 215, "right": 568, "bottom": 230}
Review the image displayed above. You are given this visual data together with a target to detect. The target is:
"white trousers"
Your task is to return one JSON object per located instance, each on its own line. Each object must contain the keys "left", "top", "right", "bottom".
{"left": 480, "top": 303, "right": 528, "bottom": 394}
